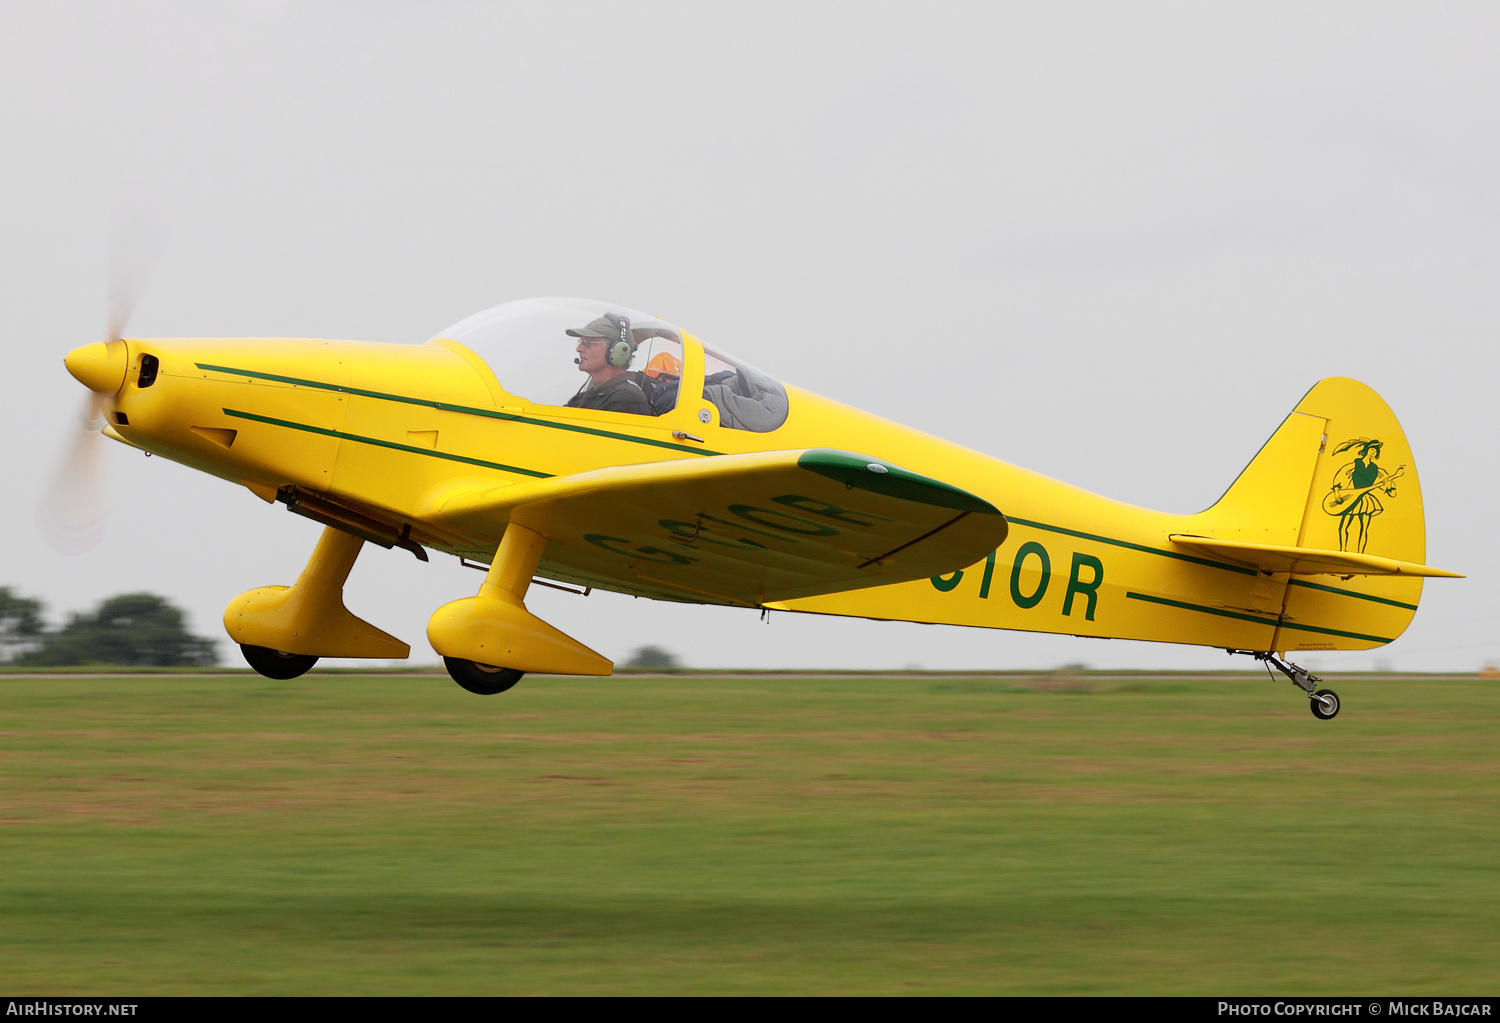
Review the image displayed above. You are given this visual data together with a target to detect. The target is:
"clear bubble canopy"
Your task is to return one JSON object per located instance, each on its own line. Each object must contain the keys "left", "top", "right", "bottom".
{"left": 432, "top": 297, "right": 788, "bottom": 432}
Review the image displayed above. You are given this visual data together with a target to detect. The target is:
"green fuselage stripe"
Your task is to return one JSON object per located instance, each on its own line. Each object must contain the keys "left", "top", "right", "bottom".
{"left": 1286, "top": 578, "right": 1419, "bottom": 611}
{"left": 1010, "top": 516, "right": 1420, "bottom": 612}
{"left": 196, "top": 363, "right": 723, "bottom": 457}
{"left": 222, "top": 409, "right": 554, "bottom": 479}
{"left": 1125, "top": 591, "right": 1393, "bottom": 645}
{"left": 1006, "top": 517, "right": 1258, "bottom": 576}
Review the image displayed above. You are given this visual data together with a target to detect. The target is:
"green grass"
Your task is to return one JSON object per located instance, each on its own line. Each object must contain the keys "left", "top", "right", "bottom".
{"left": 0, "top": 671, "right": 1496, "bottom": 994}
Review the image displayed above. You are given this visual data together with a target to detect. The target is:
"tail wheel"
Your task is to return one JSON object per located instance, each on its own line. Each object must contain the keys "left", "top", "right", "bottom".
{"left": 1310, "top": 689, "right": 1341, "bottom": 720}
{"left": 241, "top": 644, "right": 318, "bottom": 680}
{"left": 444, "top": 657, "right": 524, "bottom": 695}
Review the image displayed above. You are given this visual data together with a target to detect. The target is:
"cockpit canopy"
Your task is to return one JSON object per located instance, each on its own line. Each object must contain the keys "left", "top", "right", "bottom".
{"left": 433, "top": 297, "right": 788, "bottom": 432}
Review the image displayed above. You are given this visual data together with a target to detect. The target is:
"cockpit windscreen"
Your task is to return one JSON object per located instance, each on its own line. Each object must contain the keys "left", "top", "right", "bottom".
{"left": 434, "top": 298, "right": 684, "bottom": 415}
{"left": 432, "top": 297, "right": 788, "bottom": 431}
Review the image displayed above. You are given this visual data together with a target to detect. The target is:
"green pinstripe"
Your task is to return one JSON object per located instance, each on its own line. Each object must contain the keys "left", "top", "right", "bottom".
{"left": 1124, "top": 591, "right": 1393, "bottom": 644}
{"left": 196, "top": 363, "right": 722, "bottom": 457}
{"left": 222, "top": 408, "right": 553, "bottom": 479}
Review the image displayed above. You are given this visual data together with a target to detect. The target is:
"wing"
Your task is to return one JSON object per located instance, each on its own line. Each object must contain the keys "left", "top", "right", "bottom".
{"left": 1168, "top": 534, "right": 1462, "bottom": 578}
{"left": 419, "top": 449, "right": 1008, "bottom": 605}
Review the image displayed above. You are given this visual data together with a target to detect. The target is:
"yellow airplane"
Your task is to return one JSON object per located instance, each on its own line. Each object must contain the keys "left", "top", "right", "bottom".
{"left": 55, "top": 297, "right": 1460, "bottom": 719}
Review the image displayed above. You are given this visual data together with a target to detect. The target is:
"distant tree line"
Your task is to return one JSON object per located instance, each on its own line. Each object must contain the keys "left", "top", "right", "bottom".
{"left": 0, "top": 587, "right": 216, "bottom": 666}
{"left": 622, "top": 645, "right": 681, "bottom": 670}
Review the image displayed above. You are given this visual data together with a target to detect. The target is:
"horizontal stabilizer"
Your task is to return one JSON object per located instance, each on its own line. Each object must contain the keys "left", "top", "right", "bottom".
{"left": 418, "top": 449, "right": 1008, "bottom": 605}
{"left": 1168, "top": 534, "right": 1462, "bottom": 578}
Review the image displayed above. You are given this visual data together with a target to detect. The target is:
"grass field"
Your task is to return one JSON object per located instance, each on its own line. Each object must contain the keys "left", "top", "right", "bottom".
{"left": 1, "top": 670, "right": 1496, "bottom": 995}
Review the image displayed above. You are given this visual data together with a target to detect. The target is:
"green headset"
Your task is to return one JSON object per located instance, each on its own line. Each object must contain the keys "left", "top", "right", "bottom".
{"left": 606, "top": 317, "right": 635, "bottom": 368}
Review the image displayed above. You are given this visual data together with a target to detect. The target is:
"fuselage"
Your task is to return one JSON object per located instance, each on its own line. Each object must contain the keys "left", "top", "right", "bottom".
{"left": 85, "top": 328, "right": 1425, "bottom": 656}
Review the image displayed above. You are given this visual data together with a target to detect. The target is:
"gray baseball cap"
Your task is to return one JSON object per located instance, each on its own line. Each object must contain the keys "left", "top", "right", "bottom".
{"left": 565, "top": 312, "right": 631, "bottom": 344}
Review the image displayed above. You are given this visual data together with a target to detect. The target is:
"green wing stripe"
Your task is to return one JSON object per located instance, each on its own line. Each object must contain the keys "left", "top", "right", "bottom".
{"left": 797, "top": 450, "right": 1002, "bottom": 515}
{"left": 1125, "top": 591, "right": 1393, "bottom": 645}
{"left": 222, "top": 409, "right": 553, "bottom": 479}
{"left": 197, "top": 363, "right": 722, "bottom": 457}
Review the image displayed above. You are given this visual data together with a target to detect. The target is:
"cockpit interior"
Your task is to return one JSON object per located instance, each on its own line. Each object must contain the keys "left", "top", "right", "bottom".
{"left": 433, "top": 298, "right": 789, "bottom": 432}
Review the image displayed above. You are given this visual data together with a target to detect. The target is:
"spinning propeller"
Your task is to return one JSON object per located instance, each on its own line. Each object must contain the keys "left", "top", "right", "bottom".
{"left": 36, "top": 204, "right": 159, "bottom": 554}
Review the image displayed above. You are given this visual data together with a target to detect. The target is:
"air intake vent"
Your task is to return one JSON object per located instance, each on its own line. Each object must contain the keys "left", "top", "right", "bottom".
{"left": 190, "top": 426, "right": 237, "bottom": 448}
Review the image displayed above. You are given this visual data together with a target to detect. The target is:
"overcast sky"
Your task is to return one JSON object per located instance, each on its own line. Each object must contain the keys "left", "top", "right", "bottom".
{"left": 2, "top": 2, "right": 1496, "bottom": 673}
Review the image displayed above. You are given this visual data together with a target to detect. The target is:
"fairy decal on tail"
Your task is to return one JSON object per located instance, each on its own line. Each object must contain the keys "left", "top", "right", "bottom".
{"left": 1321, "top": 438, "right": 1405, "bottom": 553}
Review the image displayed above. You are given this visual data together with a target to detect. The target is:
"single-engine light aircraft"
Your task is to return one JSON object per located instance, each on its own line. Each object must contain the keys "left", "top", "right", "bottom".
{"left": 55, "top": 297, "right": 1460, "bottom": 718}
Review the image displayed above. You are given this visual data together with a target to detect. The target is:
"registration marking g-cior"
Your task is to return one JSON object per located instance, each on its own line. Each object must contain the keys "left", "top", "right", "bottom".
{"left": 585, "top": 493, "right": 897, "bottom": 564}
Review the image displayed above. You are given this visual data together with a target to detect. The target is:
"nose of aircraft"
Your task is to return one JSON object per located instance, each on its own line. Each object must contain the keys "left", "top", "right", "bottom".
{"left": 64, "top": 341, "right": 128, "bottom": 394}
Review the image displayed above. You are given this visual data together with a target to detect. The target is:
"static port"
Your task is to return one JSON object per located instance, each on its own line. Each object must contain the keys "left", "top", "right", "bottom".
{"left": 137, "top": 354, "right": 159, "bottom": 389}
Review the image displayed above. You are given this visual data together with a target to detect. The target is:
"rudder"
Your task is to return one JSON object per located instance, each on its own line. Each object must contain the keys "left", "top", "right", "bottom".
{"left": 1276, "top": 377, "right": 1426, "bottom": 651}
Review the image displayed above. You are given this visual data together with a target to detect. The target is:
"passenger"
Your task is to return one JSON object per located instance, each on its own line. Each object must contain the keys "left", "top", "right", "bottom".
{"left": 641, "top": 351, "right": 682, "bottom": 416}
{"left": 643, "top": 350, "right": 682, "bottom": 381}
{"left": 564, "top": 313, "right": 650, "bottom": 415}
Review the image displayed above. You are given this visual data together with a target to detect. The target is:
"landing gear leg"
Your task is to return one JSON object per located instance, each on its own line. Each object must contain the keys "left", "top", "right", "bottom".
{"left": 436, "top": 523, "right": 545, "bottom": 696}
{"left": 1231, "top": 650, "right": 1340, "bottom": 720}
{"left": 225, "top": 525, "right": 410, "bottom": 671}
{"left": 427, "top": 522, "right": 613, "bottom": 691}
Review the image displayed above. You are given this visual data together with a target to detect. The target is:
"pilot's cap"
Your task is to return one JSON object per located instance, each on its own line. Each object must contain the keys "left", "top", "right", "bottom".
{"left": 565, "top": 312, "right": 631, "bottom": 344}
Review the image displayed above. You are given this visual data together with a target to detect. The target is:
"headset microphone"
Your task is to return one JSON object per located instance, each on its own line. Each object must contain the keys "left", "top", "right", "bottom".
{"left": 573, "top": 357, "right": 581, "bottom": 365}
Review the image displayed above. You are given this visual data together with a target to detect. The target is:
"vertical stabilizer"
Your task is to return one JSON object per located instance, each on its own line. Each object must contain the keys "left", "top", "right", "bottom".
{"left": 1187, "top": 378, "right": 1427, "bottom": 651}
{"left": 1194, "top": 410, "right": 1327, "bottom": 545}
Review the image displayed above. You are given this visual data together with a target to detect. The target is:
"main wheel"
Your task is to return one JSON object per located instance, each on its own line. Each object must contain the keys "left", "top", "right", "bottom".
{"left": 1310, "top": 688, "right": 1340, "bottom": 720}
{"left": 444, "top": 657, "right": 524, "bottom": 695}
{"left": 241, "top": 644, "right": 319, "bottom": 680}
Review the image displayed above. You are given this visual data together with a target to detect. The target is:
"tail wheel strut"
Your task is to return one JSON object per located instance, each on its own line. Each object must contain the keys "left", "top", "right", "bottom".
{"left": 1229, "top": 650, "right": 1341, "bottom": 720}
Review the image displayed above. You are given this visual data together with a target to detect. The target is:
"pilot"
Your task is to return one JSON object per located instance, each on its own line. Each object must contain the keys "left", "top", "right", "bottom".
{"left": 564, "top": 312, "right": 651, "bottom": 415}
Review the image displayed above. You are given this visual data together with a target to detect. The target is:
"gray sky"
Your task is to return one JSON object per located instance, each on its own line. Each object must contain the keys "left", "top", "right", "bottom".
{"left": 2, "top": 2, "right": 1496, "bottom": 672}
